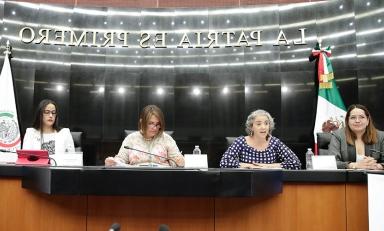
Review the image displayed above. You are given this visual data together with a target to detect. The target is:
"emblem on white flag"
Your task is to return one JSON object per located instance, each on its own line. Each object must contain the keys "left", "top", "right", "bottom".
{"left": 0, "top": 41, "right": 21, "bottom": 151}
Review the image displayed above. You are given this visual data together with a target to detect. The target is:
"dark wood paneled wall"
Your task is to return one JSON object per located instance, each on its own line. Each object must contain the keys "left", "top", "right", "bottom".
{"left": 19, "top": 0, "right": 318, "bottom": 8}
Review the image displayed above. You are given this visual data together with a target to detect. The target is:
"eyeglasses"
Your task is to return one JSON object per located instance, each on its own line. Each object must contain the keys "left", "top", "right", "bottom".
{"left": 147, "top": 122, "right": 161, "bottom": 128}
{"left": 43, "top": 110, "right": 57, "bottom": 116}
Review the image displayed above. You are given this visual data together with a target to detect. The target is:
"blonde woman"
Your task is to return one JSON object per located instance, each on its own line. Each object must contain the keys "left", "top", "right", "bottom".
{"left": 105, "top": 105, "right": 184, "bottom": 167}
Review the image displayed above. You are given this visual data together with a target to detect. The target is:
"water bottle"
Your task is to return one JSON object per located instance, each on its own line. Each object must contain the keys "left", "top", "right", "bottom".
{"left": 192, "top": 145, "right": 201, "bottom": 155}
{"left": 306, "top": 148, "right": 314, "bottom": 170}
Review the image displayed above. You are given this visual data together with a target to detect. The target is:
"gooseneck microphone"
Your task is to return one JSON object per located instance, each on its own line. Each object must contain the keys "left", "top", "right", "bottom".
{"left": 108, "top": 223, "right": 121, "bottom": 231}
{"left": 124, "top": 146, "right": 178, "bottom": 167}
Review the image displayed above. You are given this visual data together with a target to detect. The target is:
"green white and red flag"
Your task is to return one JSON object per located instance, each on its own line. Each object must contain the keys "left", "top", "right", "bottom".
{"left": 311, "top": 41, "right": 346, "bottom": 154}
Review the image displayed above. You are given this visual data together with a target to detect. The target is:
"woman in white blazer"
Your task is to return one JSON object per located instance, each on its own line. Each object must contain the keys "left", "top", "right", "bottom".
{"left": 22, "top": 99, "right": 74, "bottom": 155}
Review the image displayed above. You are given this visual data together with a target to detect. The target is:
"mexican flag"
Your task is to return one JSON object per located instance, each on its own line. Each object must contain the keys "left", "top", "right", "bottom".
{"left": 311, "top": 42, "right": 346, "bottom": 154}
{"left": 0, "top": 45, "right": 21, "bottom": 152}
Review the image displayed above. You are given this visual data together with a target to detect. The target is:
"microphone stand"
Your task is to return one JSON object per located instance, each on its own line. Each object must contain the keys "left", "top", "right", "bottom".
{"left": 124, "top": 146, "right": 179, "bottom": 167}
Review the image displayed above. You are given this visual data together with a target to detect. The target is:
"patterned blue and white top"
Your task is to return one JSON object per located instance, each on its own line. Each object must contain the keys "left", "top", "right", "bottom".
{"left": 220, "top": 136, "right": 301, "bottom": 170}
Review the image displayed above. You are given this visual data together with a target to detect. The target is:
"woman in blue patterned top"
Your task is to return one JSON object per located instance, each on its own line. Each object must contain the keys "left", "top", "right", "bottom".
{"left": 220, "top": 109, "right": 301, "bottom": 169}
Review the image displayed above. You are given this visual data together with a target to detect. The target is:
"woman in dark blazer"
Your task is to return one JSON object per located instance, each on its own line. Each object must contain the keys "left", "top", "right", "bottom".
{"left": 329, "top": 104, "right": 384, "bottom": 169}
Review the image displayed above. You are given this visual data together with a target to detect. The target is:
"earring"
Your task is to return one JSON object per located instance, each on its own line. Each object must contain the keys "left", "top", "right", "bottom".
{"left": 250, "top": 130, "right": 254, "bottom": 136}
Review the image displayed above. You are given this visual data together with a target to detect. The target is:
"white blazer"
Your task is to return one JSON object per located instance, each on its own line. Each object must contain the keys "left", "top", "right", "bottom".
{"left": 22, "top": 128, "right": 75, "bottom": 154}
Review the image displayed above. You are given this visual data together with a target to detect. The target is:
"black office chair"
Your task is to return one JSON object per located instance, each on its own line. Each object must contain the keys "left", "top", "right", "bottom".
{"left": 225, "top": 137, "right": 237, "bottom": 147}
{"left": 70, "top": 131, "right": 83, "bottom": 152}
{"left": 123, "top": 130, "right": 174, "bottom": 138}
{"left": 316, "top": 132, "right": 333, "bottom": 155}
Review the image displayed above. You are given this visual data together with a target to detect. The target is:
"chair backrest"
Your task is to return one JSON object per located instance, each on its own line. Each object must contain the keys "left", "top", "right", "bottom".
{"left": 225, "top": 137, "right": 237, "bottom": 147}
{"left": 164, "top": 131, "right": 174, "bottom": 136}
{"left": 70, "top": 131, "right": 83, "bottom": 152}
{"left": 124, "top": 130, "right": 136, "bottom": 138}
{"left": 124, "top": 130, "right": 174, "bottom": 138}
{"left": 317, "top": 132, "right": 333, "bottom": 155}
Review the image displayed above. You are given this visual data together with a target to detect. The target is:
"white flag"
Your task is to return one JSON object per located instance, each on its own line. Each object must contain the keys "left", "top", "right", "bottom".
{"left": 0, "top": 50, "right": 21, "bottom": 151}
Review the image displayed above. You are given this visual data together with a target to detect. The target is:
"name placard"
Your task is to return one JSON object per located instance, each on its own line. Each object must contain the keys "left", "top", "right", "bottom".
{"left": 312, "top": 155, "right": 337, "bottom": 170}
{"left": 184, "top": 154, "right": 208, "bottom": 169}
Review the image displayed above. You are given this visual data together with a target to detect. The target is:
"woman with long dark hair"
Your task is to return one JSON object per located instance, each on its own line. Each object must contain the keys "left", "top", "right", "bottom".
{"left": 22, "top": 99, "right": 74, "bottom": 155}
{"left": 329, "top": 104, "right": 384, "bottom": 169}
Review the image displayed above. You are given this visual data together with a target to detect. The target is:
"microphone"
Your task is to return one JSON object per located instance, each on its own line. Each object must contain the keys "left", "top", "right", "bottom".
{"left": 158, "top": 224, "right": 170, "bottom": 231}
{"left": 108, "top": 223, "right": 120, "bottom": 231}
{"left": 124, "top": 146, "right": 178, "bottom": 167}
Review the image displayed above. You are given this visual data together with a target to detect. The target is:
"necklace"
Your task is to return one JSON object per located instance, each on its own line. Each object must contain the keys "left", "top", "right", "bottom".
{"left": 143, "top": 136, "right": 153, "bottom": 141}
